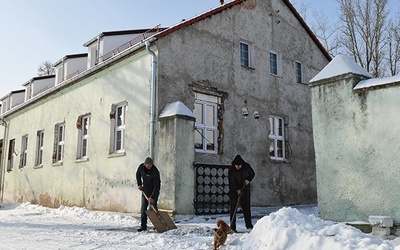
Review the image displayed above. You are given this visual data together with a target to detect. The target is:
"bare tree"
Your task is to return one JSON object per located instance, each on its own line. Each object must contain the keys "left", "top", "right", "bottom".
{"left": 294, "top": 1, "right": 340, "bottom": 57}
{"left": 337, "top": 0, "right": 390, "bottom": 77}
{"left": 37, "top": 60, "right": 55, "bottom": 76}
{"left": 387, "top": 14, "right": 400, "bottom": 76}
{"left": 311, "top": 11, "right": 341, "bottom": 57}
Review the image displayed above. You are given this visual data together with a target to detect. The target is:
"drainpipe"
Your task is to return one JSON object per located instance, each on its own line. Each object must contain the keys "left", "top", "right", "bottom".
{"left": 145, "top": 40, "right": 157, "bottom": 159}
{"left": 0, "top": 116, "right": 8, "bottom": 201}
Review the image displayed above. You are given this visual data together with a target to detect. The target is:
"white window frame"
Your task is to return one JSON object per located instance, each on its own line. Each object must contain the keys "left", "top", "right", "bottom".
{"left": 295, "top": 61, "right": 303, "bottom": 83}
{"left": 270, "top": 50, "right": 282, "bottom": 77}
{"left": 7, "top": 139, "right": 15, "bottom": 171}
{"left": 110, "top": 101, "right": 127, "bottom": 154}
{"left": 20, "top": 135, "right": 28, "bottom": 168}
{"left": 54, "top": 123, "right": 65, "bottom": 163}
{"left": 35, "top": 130, "right": 44, "bottom": 166}
{"left": 269, "top": 116, "right": 285, "bottom": 161}
{"left": 77, "top": 115, "right": 90, "bottom": 159}
{"left": 194, "top": 93, "right": 219, "bottom": 154}
{"left": 240, "top": 41, "right": 253, "bottom": 68}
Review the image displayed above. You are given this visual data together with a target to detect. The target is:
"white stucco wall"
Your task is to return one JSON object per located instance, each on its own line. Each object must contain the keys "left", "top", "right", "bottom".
{"left": 1, "top": 49, "right": 153, "bottom": 213}
{"left": 310, "top": 74, "right": 400, "bottom": 223}
{"left": 157, "top": 115, "right": 195, "bottom": 214}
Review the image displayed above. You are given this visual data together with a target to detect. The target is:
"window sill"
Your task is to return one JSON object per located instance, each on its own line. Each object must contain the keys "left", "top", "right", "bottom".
{"left": 195, "top": 149, "right": 218, "bottom": 155}
{"left": 269, "top": 158, "right": 290, "bottom": 164}
{"left": 33, "top": 165, "right": 43, "bottom": 169}
{"left": 241, "top": 65, "right": 255, "bottom": 70}
{"left": 75, "top": 158, "right": 89, "bottom": 163}
{"left": 108, "top": 151, "right": 126, "bottom": 158}
{"left": 270, "top": 73, "right": 283, "bottom": 78}
{"left": 52, "top": 162, "right": 63, "bottom": 167}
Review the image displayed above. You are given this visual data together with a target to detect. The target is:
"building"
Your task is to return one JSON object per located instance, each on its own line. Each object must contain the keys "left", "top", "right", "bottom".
{"left": 0, "top": 0, "right": 330, "bottom": 214}
{"left": 310, "top": 54, "right": 400, "bottom": 224}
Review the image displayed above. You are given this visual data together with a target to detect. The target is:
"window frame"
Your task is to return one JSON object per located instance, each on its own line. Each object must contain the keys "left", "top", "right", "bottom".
{"left": 20, "top": 134, "right": 28, "bottom": 168}
{"left": 77, "top": 114, "right": 91, "bottom": 160}
{"left": 109, "top": 101, "right": 127, "bottom": 155}
{"left": 53, "top": 123, "right": 65, "bottom": 164}
{"left": 240, "top": 41, "right": 254, "bottom": 68}
{"left": 268, "top": 115, "right": 286, "bottom": 161}
{"left": 194, "top": 93, "right": 219, "bottom": 154}
{"left": 295, "top": 61, "right": 303, "bottom": 83}
{"left": 270, "top": 50, "right": 282, "bottom": 77}
{"left": 7, "top": 138, "right": 15, "bottom": 171}
{"left": 35, "top": 130, "right": 44, "bottom": 167}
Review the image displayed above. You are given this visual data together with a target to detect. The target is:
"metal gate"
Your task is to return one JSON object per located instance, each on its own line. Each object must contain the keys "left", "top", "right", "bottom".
{"left": 194, "top": 164, "right": 230, "bottom": 215}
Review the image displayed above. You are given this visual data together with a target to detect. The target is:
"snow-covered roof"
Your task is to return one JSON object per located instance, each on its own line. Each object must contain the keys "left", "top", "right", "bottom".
{"left": 159, "top": 101, "right": 195, "bottom": 119}
{"left": 354, "top": 74, "right": 400, "bottom": 90}
{"left": 310, "top": 54, "right": 373, "bottom": 82}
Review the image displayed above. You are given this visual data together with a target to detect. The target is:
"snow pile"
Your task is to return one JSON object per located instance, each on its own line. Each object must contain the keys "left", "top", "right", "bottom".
{"left": 242, "top": 207, "right": 398, "bottom": 250}
{"left": 17, "top": 202, "right": 136, "bottom": 225}
{"left": 2, "top": 203, "right": 400, "bottom": 249}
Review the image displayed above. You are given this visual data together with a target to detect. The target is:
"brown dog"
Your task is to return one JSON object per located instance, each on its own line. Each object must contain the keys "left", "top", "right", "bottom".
{"left": 213, "top": 219, "right": 233, "bottom": 250}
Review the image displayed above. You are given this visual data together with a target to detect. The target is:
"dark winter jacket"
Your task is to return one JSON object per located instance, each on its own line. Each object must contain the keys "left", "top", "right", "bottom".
{"left": 228, "top": 155, "right": 255, "bottom": 193}
{"left": 136, "top": 163, "right": 161, "bottom": 199}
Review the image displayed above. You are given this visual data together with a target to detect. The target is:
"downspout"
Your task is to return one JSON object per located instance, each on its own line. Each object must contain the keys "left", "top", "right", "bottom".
{"left": 0, "top": 116, "right": 8, "bottom": 202}
{"left": 145, "top": 40, "right": 157, "bottom": 159}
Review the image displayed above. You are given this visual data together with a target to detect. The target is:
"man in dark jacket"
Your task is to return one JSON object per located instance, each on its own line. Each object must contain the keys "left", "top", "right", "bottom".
{"left": 136, "top": 157, "right": 161, "bottom": 232}
{"left": 229, "top": 155, "right": 255, "bottom": 232}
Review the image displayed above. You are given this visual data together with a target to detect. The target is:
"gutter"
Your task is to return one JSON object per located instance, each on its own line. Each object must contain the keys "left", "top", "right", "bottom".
{"left": 145, "top": 40, "right": 157, "bottom": 159}
{"left": 0, "top": 116, "right": 8, "bottom": 202}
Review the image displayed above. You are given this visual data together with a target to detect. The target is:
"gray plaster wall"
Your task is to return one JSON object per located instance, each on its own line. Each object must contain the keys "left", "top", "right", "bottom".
{"left": 310, "top": 74, "right": 400, "bottom": 223}
{"left": 157, "top": 115, "right": 195, "bottom": 214}
{"left": 154, "top": 0, "right": 329, "bottom": 206}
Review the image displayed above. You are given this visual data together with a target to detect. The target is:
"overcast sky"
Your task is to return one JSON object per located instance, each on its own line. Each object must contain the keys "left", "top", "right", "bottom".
{"left": 0, "top": 0, "right": 399, "bottom": 97}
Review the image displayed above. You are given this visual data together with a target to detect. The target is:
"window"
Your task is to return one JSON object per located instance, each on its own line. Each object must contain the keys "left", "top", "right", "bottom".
{"left": 35, "top": 130, "right": 44, "bottom": 166}
{"left": 7, "top": 139, "right": 15, "bottom": 171}
{"left": 110, "top": 101, "right": 127, "bottom": 154}
{"left": 269, "top": 116, "right": 286, "bottom": 160}
{"left": 240, "top": 41, "right": 253, "bottom": 67}
{"left": 77, "top": 114, "right": 91, "bottom": 159}
{"left": 20, "top": 135, "right": 28, "bottom": 168}
{"left": 295, "top": 61, "right": 303, "bottom": 83}
{"left": 194, "top": 93, "right": 220, "bottom": 153}
{"left": 270, "top": 51, "right": 282, "bottom": 76}
{"left": 53, "top": 123, "right": 65, "bottom": 163}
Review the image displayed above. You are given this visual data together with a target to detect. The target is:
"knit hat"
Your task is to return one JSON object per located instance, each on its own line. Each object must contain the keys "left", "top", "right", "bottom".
{"left": 144, "top": 157, "right": 153, "bottom": 165}
{"left": 231, "top": 155, "right": 245, "bottom": 165}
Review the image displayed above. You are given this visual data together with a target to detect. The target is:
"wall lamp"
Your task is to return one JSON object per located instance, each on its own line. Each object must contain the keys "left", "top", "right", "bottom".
{"left": 241, "top": 100, "right": 261, "bottom": 120}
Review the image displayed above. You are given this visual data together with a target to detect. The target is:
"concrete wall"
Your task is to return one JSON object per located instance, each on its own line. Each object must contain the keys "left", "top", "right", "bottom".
{"left": 1, "top": 49, "right": 153, "bottom": 213}
{"left": 154, "top": 0, "right": 329, "bottom": 206}
{"left": 310, "top": 74, "right": 400, "bottom": 223}
{"left": 157, "top": 115, "right": 195, "bottom": 214}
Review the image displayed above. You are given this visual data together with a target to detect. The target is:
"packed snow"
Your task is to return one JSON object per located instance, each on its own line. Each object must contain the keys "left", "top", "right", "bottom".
{"left": 354, "top": 74, "right": 400, "bottom": 90}
{"left": 310, "top": 54, "right": 373, "bottom": 82}
{"left": 0, "top": 203, "right": 399, "bottom": 249}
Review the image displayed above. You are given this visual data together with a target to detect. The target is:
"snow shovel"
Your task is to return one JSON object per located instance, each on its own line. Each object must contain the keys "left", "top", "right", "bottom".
{"left": 142, "top": 192, "right": 177, "bottom": 233}
{"left": 230, "top": 183, "right": 247, "bottom": 228}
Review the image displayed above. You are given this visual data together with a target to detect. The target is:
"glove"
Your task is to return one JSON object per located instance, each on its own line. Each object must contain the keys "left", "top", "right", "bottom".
{"left": 138, "top": 185, "right": 143, "bottom": 191}
{"left": 244, "top": 179, "right": 250, "bottom": 186}
{"left": 237, "top": 189, "right": 242, "bottom": 197}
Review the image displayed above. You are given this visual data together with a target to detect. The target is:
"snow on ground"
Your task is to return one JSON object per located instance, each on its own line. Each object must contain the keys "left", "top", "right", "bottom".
{"left": 0, "top": 203, "right": 399, "bottom": 250}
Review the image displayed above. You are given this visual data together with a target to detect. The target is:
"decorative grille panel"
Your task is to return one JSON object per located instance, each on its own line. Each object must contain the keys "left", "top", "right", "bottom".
{"left": 194, "top": 164, "right": 230, "bottom": 215}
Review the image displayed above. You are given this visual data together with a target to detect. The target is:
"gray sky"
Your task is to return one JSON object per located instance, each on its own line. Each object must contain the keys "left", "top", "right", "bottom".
{"left": 0, "top": 0, "right": 398, "bottom": 97}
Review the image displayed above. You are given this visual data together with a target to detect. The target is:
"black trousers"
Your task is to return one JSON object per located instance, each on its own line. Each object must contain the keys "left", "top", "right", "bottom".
{"left": 229, "top": 188, "right": 252, "bottom": 230}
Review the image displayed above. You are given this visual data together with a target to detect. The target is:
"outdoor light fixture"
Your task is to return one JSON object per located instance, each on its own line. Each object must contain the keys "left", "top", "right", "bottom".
{"left": 241, "top": 100, "right": 261, "bottom": 120}
{"left": 253, "top": 110, "right": 260, "bottom": 120}
{"left": 242, "top": 100, "right": 249, "bottom": 118}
